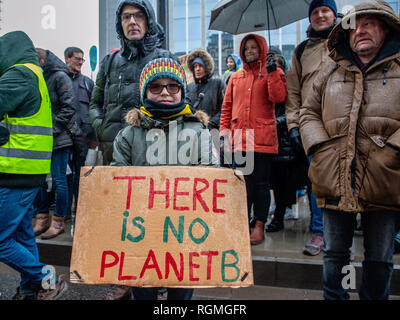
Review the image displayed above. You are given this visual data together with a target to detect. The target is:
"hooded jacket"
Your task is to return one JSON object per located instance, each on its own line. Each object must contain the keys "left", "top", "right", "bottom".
{"left": 186, "top": 49, "right": 226, "bottom": 129}
{"left": 286, "top": 22, "right": 337, "bottom": 131}
{"left": 299, "top": 0, "right": 400, "bottom": 212}
{"left": 219, "top": 34, "right": 287, "bottom": 154}
{"left": 0, "top": 31, "right": 47, "bottom": 187}
{"left": 42, "top": 50, "right": 76, "bottom": 151}
{"left": 222, "top": 54, "right": 242, "bottom": 84}
{"left": 89, "top": 0, "right": 175, "bottom": 164}
{"left": 111, "top": 108, "right": 218, "bottom": 166}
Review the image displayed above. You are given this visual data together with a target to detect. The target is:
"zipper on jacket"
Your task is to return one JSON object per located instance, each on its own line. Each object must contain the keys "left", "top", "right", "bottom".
{"left": 117, "top": 74, "right": 122, "bottom": 105}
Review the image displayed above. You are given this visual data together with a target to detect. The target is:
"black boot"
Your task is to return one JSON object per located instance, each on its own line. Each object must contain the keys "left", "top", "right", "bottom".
{"left": 265, "top": 219, "right": 284, "bottom": 232}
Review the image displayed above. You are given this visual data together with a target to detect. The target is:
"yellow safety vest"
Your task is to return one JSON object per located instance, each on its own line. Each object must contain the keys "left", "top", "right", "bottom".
{"left": 0, "top": 63, "right": 53, "bottom": 174}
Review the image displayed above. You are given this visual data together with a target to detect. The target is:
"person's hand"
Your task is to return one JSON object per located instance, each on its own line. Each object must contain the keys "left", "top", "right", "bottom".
{"left": 289, "top": 127, "right": 304, "bottom": 154}
{"left": 266, "top": 59, "right": 278, "bottom": 73}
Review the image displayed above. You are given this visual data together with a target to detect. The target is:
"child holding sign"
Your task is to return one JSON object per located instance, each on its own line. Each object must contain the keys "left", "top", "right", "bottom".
{"left": 111, "top": 57, "right": 218, "bottom": 300}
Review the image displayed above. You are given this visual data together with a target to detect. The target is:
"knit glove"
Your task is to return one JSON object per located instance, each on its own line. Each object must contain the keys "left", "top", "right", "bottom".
{"left": 267, "top": 59, "right": 278, "bottom": 73}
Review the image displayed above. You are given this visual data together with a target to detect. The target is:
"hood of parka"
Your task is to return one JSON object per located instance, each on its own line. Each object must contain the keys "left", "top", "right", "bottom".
{"left": 41, "top": 50, "right": 70, "bottom": 80}
{"left": 116, "top": 0, "right": 162, "bottom": 59}
{"left": 187, "top": 48, "right": 215, "bottom": 82}
{"left": 0, "top": 31, "right": 39, "bottom": 76}
{"left": 239, "top": 33, "right": 268, "bottom": 70}
{"left": 328, "top": 0, "right": 400, "bottom": 64}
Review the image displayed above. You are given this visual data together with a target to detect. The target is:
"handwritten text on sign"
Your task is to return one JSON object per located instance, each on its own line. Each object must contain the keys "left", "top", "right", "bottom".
{"left": 70, "top": 166, "right": 253, "bottom": 288}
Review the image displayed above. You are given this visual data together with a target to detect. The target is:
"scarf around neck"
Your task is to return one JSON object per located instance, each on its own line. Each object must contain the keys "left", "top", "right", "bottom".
{"left": 140, "top": 99, "right": 192, "bottom": 120}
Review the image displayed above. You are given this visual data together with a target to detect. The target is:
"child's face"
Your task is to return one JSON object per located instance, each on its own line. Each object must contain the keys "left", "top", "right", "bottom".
{"left": 146, "top": 78, "right": 182, "bottom": 105}
{"left": 227, "top": 56, "right": 236, "bottom": 71}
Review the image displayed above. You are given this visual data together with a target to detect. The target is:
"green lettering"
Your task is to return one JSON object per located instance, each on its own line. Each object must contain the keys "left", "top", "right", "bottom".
{"left": 126, "top": 216, "right": 145, "bottom": 243}
{"left": 163, "top": 216, "right": 184, "bottom": 243}
{"left": 188, "top": 218, "right": 209, "bottom": 244}
{"left": 221, "top": 250, "right": 240, "bottom": 283}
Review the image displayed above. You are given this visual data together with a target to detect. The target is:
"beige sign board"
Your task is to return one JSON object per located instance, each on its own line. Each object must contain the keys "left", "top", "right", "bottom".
{"left": 70, "top": 166, "right": 253, "bottom": 288}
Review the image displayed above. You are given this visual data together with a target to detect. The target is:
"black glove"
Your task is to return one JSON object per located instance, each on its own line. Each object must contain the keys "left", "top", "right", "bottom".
{"left": 0, "top": 125, "right": 10, "bottom": 146}
{"left": 267, "top": 59, "right": 278, "bottom": 73}
{"left": 289, "top": 127, "right": 304, "bottom": 154}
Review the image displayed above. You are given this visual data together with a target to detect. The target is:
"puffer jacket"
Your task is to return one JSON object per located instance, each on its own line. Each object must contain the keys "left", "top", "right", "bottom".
{"left": 0, "top": 31, "right": 47, "bottom": 188}
{"left": 300, "top": 0, "right": 400, "bottom": 213}
{"left": 219, "top": 34, "right": 287, "bottom": 154}
{"left": 90, "top": 0, "right": 175, "bottom": 164}
{"left": 285, "top": 24, "right": 336, "bottom": 132}
{"left": 111, "top": 109, "right": 218, "bottom": 166}
{"left": 42, "top": 50, "right": 75, "bottom": 150}
{"left": 186, "top": 49, "right": 226, "bottom": 129}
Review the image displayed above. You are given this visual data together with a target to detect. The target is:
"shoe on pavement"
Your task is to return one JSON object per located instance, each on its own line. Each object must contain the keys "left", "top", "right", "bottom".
{"left": 12, "top": 287, "right": 36, "bottom": 300}
{"left": 36, "top": 274, "right": 68, "bottom": 300}
{"left": 265, "top": 220, "right": 284, "bottom": 232}
{"left": 303, "top": 234, "right": 324, "bottom": 256}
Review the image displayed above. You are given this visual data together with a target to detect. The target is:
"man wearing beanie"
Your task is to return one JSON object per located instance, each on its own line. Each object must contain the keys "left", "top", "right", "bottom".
{"left": 285, "top": 0, "right": 338, "bottom": 256}
{"left": 111, "top": 58, "right": 217, "bottom": 299}
{"left": 90, "top": 0, "right": 175, "bottom": 167}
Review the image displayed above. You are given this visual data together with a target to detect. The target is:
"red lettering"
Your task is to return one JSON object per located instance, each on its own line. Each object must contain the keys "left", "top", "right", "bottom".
{"left": 140, "top": 249, "right": 163, "bottom": 280}
{"left": 148, "top": 178, "right": 170, "bottom": 209}
{"left": 201, "top": 251, "right": 219, "bottom": 280}
{"left": 100, "top": 251, "right": 119, "bottom": 278}
{"left": 173, "top": 177, "right": 190, "bottom": 211}
{"left": 118, "top": 252, "right": 137, "bottom": 281}
{"left": 165, "top": 252, "right": 184, "bottom": 281}
{"left": 189, "top": 252, "right": 200, "bottom": 281}
{"left": 193, "top": 178, "right": 210, "bottom": 212}
{"left": 113, "top": 176, "right": 146, "bottom": 210}
{"left": 213, "top": 179, "right": 227, "bottom": 214}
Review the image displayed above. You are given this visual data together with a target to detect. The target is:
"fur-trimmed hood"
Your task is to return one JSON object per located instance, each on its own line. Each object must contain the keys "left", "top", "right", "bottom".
{"left": 187, "top": 49, "right": 215, "bottom": 81}
{"left": 125, "top": 108, "right": 209, "bottom": 128}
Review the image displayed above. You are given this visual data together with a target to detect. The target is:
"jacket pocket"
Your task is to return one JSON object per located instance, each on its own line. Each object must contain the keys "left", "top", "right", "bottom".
{"left": 308, "top": 137, "right": 341, "bottom": 199}
{"left": 359, "top": 142, "right": 400, "bottom": 206}
{"left": 254, "top": 118, "right": 276, "bottom": 146}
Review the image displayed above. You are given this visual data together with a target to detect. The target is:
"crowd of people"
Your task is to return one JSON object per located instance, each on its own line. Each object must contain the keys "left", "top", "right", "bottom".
{"left": 0, "top": 0, "right": 399, "bottom": 301}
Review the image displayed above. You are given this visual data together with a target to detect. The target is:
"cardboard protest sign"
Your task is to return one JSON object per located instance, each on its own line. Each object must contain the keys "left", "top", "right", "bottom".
{"left": 70, "top": 166, "right": 253, "bottom": 288}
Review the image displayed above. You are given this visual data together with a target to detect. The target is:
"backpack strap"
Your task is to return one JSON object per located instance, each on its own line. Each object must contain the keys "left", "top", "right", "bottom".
{"left": 296, "top": 40, "right": 309, "bottom": 63}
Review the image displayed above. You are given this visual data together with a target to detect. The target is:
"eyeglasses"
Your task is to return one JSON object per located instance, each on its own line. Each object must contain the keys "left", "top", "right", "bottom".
{"left": 72, "top": 56, "right": 85, "bottom": 63}
{"left": 121, "top": 11, "right": 146, "bottom": 23}
{"left": 148, "top": 83, "right": 182, "bottom": 94}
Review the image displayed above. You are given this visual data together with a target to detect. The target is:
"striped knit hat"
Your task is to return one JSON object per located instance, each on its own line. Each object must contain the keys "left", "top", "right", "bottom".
{"left": 140, "top": 58, "right": 187, "bottom": 104}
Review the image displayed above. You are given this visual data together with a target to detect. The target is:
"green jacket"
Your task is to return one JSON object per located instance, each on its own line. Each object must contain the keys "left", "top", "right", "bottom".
{"left": 111, "top": 109, "right": 218, "bottom": 166}
{"left": 0, "top": 31, "right": 48, "bottom": 188}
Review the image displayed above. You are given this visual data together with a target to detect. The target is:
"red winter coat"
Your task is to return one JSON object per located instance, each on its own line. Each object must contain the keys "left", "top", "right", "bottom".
{"left": 220, "top": 34, "right": 287, "bottom": 154}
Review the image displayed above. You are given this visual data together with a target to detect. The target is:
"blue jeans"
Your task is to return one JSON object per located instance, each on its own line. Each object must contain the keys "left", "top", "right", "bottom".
{"left": 131, "top": 287, "right": 194, "bottom": 300}
{"left": 36, "top": 147, "right": 70, "bottom": 218}
{"left": 323, "top": 209, "right": 399, "bottom": 300}
{"left": 308, "top": 156, "right": 323, "bottom": 235}
{"left": 0, "top": 187, "right": 49, "bottom": 295}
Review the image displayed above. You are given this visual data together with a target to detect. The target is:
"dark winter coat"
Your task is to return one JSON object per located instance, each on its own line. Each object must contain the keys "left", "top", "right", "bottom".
{"left": 186, "top": 49, "right": 226, "bottom": 129}
{"left": 89, "top": 0, "right": 175, "bottom": 164}
{"left": 273, "top": 103, "right": 296, "bottom": 163}
{"left": 0, "top": 31, "right": 46, "bottom": 188}
{"left": 68, "top": 72, "right": 95, "bottom": 140}
{"left": 42, "top": 50, "right": 76, "bottom": 150}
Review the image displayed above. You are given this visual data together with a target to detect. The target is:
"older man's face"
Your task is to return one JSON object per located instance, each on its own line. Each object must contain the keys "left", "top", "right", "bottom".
{"left": 121, "top": 4, "right": 148, "bottom": 41}
{"left": 350, "top": 15, "right": 387, "bottom": 63}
